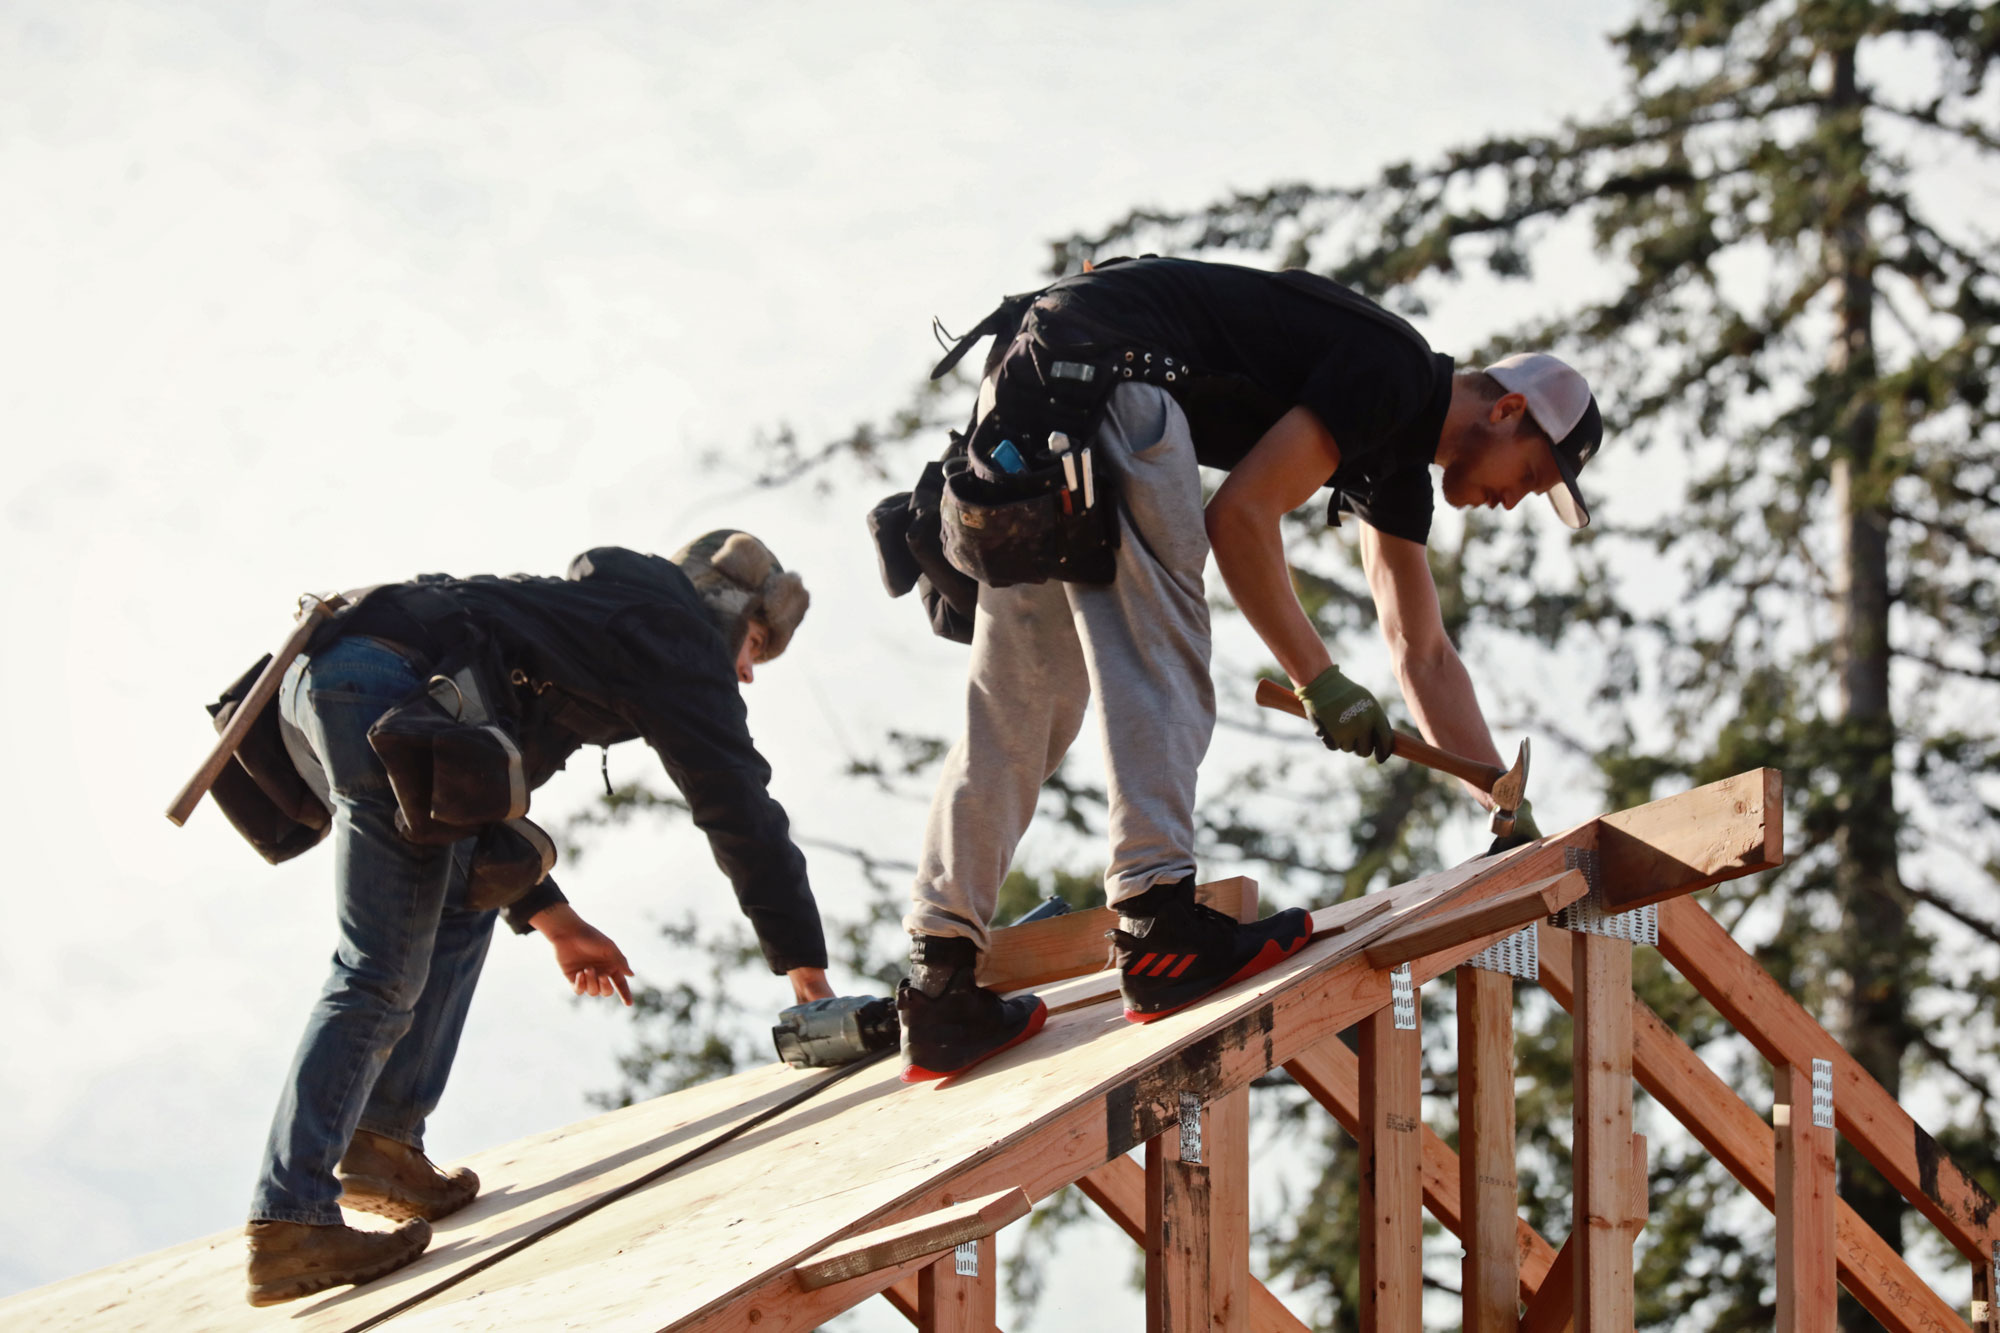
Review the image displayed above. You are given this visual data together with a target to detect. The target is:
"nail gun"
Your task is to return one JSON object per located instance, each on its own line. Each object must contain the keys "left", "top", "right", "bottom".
{"left": 771, "top": 995, "right": 899, "bottom": 1069}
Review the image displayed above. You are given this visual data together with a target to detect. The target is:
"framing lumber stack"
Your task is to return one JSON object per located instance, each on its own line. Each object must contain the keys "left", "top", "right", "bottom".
{"left": 6, "top": 768, "right": 1995, "bottom": 1333}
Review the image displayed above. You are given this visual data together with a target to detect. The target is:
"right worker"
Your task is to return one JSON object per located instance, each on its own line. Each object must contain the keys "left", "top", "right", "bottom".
{"left": 879, "top": 255, "right": 1604, "bottom": 1081}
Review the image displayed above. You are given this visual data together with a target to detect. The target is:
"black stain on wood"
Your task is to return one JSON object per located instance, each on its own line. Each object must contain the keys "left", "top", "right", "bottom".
{"left": 1106, "top": 1079, "right": 1137, "bottom": 1160}
{"left": 1913, "top": 1123, "right": 2000, "bottom": 1229}
{"left": 1101, "top": 1004, "right": 1282, "bottom": 1160}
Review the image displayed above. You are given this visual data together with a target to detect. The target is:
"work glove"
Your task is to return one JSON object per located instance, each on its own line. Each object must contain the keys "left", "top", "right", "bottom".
{"left": 1484, "top": 799, "right": 1542, "bottom": 856}
{"left": 1296, "top": 666, "right": 1394, "bottom": 763}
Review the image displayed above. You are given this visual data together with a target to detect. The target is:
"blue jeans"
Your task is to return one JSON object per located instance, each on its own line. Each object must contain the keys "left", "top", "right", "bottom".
{"left": 249, "top": 636, "right": 499, "bottom": 1225}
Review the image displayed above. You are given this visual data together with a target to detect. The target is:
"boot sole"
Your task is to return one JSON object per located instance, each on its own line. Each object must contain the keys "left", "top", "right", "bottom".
{"left": 245, "top": 1243, "right": 425, "bottom": 1307}
{"left": 1123, "top": 928, "right": 1310, "bottom": 1025}
{"left": 901, "top": 999, "right": 1048, "bottom": 1083}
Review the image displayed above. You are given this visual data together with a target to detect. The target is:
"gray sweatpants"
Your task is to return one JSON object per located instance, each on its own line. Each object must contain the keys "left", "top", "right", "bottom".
{"left": 904, "top": 383, "right": 1215, "bottom": 952}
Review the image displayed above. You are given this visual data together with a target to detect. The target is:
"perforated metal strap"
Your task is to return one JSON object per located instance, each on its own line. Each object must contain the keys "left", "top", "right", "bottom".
{"left": 1468, "top": 923, "right": 1540, "bottom": 979}
{"left": 954, "top": 1241, "right": 979, "bottom": 1277}
{"left": 1550, "top": 847, "right": 1658, "bottom": 945}
{"left": 1179, "top": 1092, "right": 1203, "bottom": 1163}
{"left": 1391, "top": 964, "right": 1417, "bottom": 1030}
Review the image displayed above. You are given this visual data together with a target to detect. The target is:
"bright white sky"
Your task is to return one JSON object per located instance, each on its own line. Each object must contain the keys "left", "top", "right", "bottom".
{"left": 0, "top": 2, "right": 1656, "bottom": 1322}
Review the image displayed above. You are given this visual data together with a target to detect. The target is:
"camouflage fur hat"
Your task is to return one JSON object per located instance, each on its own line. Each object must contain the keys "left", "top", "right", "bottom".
{"left": 669, "top": 529, "right": 810, "bottom": 661}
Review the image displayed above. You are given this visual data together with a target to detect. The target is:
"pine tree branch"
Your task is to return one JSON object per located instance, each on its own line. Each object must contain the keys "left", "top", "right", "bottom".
{"left": 1894, "top": 649, "right": 2000, "bottom": 683}
{"left": 1865, "top": 97, "right": 2000, "bottom": 154}
{"left": 1905, "top": 881, "right": 2000, "bottom": 948}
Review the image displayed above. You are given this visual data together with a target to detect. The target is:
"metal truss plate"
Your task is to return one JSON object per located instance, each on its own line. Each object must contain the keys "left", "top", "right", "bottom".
{"left": 1551, "top": 847, "right": 1658, "bottom": 945}
{"left": 1390, "top": 964, "right": 1417, "bottom": 1030}
{"left": 1468, "top": 923, "right": 1540, "bottom": 979}
{"left": 954, "top": 1240, "right": 979, "bottom": 1276}
{"left": 1178, "top": 1091, "right": 1203, "bottom": 1163}
{"left": 1812, "top": 1058, "right": 1835, "bottom": 1129}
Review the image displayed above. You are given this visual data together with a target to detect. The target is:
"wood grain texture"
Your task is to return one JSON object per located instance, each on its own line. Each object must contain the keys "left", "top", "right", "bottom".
{"left": 1596, "top": 768, "right": 1783, "bottom": 911}
{"left": 1283, "top": 1038, "right": 1561, "bottom": 1302}
{"left": 1571, "top": 930, "right": 1636, "bottom": 1332}
{"left": 917, "top": 1233, "right": 995, "bottom": 1333}
{"left": 1146, "top": 1111, "right": 1212, "bottom": 1333}
{"left": 1458, "top": 965, "right": 1521, "bottom": 1333}
{"left": 1516, "top": 1236, "right": 1575, "bottom": 1333}
{"left": 1359, "top": 1007, "right": 1422, "bottom": 1333}
{"left": 1774, "top": 1063, "right": 1837, "bottom": 1333}
{"left": 1657, "top": 894, "right": 2000, "bottom": 1262}
{"left": 1363, "top": 870, "right": 1586, "bottom": 970}
{"left": 1537, "top": 921, "right": 1968, "bottom": 1333}
{"left": 794, "top": 1189, "right": 1028, "bottom": 1291}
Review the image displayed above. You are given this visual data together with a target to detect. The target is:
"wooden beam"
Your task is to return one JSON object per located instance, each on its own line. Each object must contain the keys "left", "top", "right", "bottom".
{"left": 1458, "top": 965, "right": 1521, "bottom": 1333}
{"left": 1359, "top": 1005, "right": 1423, "bottom": 1333}
{"left": 979, "top": 878, "right": 1258, "bottom": 993}
{"left": 1517, "top": 1236, "right": 1574, "bottom": 1333}
{"left": 1656, "top": 895, "right": 1999, "bottom": 1263}
{"left": 796, "top": 1189, "right": 1029, "bottom": 1291}
{"left": 1146, "top": 1102, "right": 1212, "bottom": 1333}
{"left": 1571, "top": 929, "right": 1637, "bottom": 1331}
{"left": 1284, "top": 1037, "right": 1561, "bottom": 1302}
{"left": 1596, "top": 768, "right": 1783, "bottom": 912}
{"left": 1210, "top": 881, "right": 1257, "bottom": 1333}
{"left": 1365, "top": 869, "right": 1587, "bottom": 970}
{"left": 1775, "top": 1062, "right": 1837, "bottom": 1333}
{"left": 1537, "top": 921, "right": 1968, "bottom": 1333}
{"left": 1974, "top": 1242, "right": 1998, "bottom": 1332}
{"left": 918, "top": 1232, "right": 996, "bottom": 1333}
{"left": 1077, "top": 1159, "right": 1311, "bottom": 1333}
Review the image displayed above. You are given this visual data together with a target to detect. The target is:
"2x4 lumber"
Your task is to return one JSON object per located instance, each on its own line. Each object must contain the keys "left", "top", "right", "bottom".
{"left": 1359, "top": 1006, "right": 1423, "bottom": 1332}
{"left": 978, "top": 878, "right": 1257, "bottom": 994}
{"left": 1364, "top": 869, "right": 1588, "bottom": 970}
{"left": 1655, "top": 894, "right": 2000, "bottom": 1262}
{"left": 1975, "top": 1245, "right": 1998, "bottom": 1331}
{"left": 1535, "top": 921, "right": 1968, "bottom": 1333}
{"left": 918, "top": 1232, "right": 996, "bottom": 1333}
{"left": 1146, "top": 1105, "right": 1213, "bottom": 1333}
{"left": 1775, "top": 1062, "right": 1837, "bottom": 1333}
{"left": 1571, "top": 929, "right": 1638, "bottom": 1332}
{"left": 1458, "top": 965, "right": 1521, "bottom": 1333}
{"left": 1517, "top": 1236, "right": 1575, "bottom": 1333}
{"left": 1595, "top": 768, "right": 1784, "bottom": 912}
{"left": 1283, "top": 1037, "right": 1561, "bottom": 1301}
{"left": 1211, "top": 882, "right": 1257, "bottom": 1333}
{"left": 795, "top": 1188, "right": 1030, "bottom": 1291}
{"left": 1078, "top": 1159, "right": 1311, "bottom": 1333}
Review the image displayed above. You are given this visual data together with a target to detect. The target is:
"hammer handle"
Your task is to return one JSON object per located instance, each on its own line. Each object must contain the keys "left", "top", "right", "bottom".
{"left": 165, "top": 594, "right": 343, "bottom": 827}
{"left": 1253, "top": 678, "right": 1505, "bottom": 793}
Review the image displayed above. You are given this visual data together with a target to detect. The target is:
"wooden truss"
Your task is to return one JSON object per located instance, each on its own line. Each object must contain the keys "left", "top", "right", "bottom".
{"left": 8, "top": 768, "right": 1998, "bottom": 1333}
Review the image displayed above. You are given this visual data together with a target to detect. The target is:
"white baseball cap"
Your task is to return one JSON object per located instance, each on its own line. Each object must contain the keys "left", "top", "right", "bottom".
{"left": 1485, "top": 352, "right": 1603, "bottom": 529}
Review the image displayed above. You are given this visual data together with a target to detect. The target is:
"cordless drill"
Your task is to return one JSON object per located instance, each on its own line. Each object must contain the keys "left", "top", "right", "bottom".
{"left": 771, "top": 995, "right": 899, "bottom": 1068}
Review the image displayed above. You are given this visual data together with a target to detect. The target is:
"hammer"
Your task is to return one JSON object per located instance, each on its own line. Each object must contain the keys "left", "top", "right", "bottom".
{"left": 1254, "top": 678, "right": 1533, "bottom": 836}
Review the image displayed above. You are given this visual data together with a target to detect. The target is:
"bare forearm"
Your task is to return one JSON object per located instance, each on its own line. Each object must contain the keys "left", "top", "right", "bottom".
{"left": 1207, "top": 502, "right": 1333, "bottom": 687}
{"left": 1395, "top": 648, "right": 1505, "bottom": 805}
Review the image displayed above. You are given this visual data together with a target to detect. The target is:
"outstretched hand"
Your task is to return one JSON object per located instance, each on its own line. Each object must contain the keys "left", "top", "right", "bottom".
{"left": 531, "top": 904, "right": 634, "bottom": 1006}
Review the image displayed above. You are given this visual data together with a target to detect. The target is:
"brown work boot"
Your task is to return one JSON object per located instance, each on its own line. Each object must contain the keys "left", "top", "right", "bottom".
{"left": 244, "top": 1217, "right": 431, "bottom": 1307}
{"left": 336, "top": 1129, "right": 480, "bottom": 1222}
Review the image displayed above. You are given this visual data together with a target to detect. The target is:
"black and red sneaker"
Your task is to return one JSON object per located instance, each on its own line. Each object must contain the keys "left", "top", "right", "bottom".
{"left": 897, "top": 934, "right": 1048, "bottom": 1083}
{"left": 1111, "top": 877, "right": 1312, "bottom": 1023}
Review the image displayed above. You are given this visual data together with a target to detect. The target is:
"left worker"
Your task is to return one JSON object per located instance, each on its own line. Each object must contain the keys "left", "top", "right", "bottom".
{"left": 229, "top": 534, "right": 830, "bottom": 1307}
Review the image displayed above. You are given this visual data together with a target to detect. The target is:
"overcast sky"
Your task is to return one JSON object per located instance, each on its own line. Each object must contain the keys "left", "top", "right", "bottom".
{"left": 0, "top": 3, "right": 1648, "bottom": 1323}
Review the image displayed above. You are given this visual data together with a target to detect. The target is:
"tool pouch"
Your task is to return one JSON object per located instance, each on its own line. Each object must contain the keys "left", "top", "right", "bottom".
{"left": 464, "top": 816, "right": 558, "bottom": 911}
{"left": 204, "top": 654, "right": 333, "bottom": 865}
{"left": 867, "top": 441, "right": 981, "bottom": 644}
{"left": 367, "top": 669, "right": 529, "bottom": 846}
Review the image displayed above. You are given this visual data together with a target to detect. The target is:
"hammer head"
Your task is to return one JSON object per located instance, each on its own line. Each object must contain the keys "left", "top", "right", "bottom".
{"left": 1486, "top": 738, "right": 1532, "bottom": 837}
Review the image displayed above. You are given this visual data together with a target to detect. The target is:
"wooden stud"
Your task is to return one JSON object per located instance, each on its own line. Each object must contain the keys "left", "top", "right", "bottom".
{"left": 1208, "top": 880, "right": 1257, "bottom": 1333}
{"left": 1657, "top": 895, "right": 1998, "bottom": 1264}
{"left": 1365, "top": 870, "right": 1587, "bottom": 970}
{"left": 1146, "top": 1101, "right": 1213, "bottom": 1333}
{"left": 1458, "top": 965, "right": 1520, "bottom": 1333}
{"left": 1774, "top": 1062, "right": 1837, "bottom": 1332}
{"left": 1973, "top": 1242, "right": 1999, "bottom": 1332}
{"left": 1516, "top": 1236, "right": 1575, "bottom": 1333}
{"left": 1359, "top": 1006, "right": 1423, "bottom": 1332}
{"left": 1571, "top": 929, "right": 1636, "bottom": 1332}
{"left": 1285, "top": 1037, "right": 1562, "bottom": 1302}
{"left": 796, "top": 1188, "right": 1029, "bottom": 1290}
{"left": 918, "top": 1232, "right": 996, "bottom": 1332}
{"left": 1537, "top": 921, "right": 1966, "bottom": 1333}
{"left": 1078, "top": 1159, "right": 1312, "bottom": 1333}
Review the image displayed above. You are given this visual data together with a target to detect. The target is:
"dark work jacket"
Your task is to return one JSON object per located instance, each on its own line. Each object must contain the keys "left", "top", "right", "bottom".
{"left": 336, "top": 546, "right": 825, "bottom": 975}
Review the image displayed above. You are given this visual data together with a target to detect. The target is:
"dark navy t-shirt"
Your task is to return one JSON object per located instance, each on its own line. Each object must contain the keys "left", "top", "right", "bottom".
{"left": 1033, "top": 257, "right": 1453, "bottom": 545}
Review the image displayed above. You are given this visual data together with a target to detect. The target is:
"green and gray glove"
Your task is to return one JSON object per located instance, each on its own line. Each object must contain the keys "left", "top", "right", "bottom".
{"left": 1484, "top": 799, "right": 1542, "bottom": 856}
{"left": 1296, "top": 666, "right": 1393, "bottom": 763}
